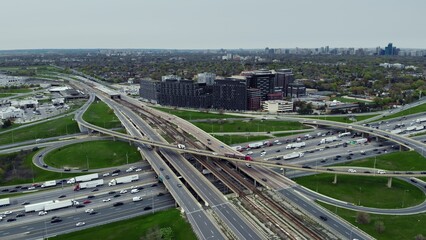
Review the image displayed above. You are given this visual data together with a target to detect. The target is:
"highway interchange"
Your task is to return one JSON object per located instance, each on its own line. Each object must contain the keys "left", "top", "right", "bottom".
{"left": 1, "top": 75, "right": 426, "bottom": 239}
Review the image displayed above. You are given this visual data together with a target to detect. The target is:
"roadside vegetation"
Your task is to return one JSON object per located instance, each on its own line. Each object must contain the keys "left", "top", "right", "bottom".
{"left": 44, "top": 140, "right": 140, "bottom": 169}
{"left": 214, "top": 135, "right": 270, "bottom": 145}
{"left": 82, "top": 100, "right": 122, "bottom": 129}
{"left": 194, "top": 120, "right": 308, "bottom": 133}
{"left": 303, "top": 114, "right": 378, "bottom": 123}
{"left": 153, "top": 106, "right": 244, "bottom": 120}
{"left": 379, "top": 103, "right": 426, "bottom": 121}
{"left": 319, "top": 202, "right": 426, "bottom": 239}
{"left": 50, "top": 208, "right": 197, "bottom": 240}
{"left": 295, "top": 174, "right": 424, "bottom": 208}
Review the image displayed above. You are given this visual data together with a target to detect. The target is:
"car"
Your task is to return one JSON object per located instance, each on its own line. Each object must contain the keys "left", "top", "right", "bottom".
{"left": 144, "top": 206, "right": 152, "bottom": 210}
{"left": 348, "top": 169, "right": 357, "bottom": 173}
{"left": 177, "top": 183, "right": 182, "bottom": 187}
{"left": 326, "top": 168, "right": 334, "bottom": 171}
{"left": 275, "top": 149, "right": 281, "bottom": 152}
{"left": 302, "top": 165, "right": 311, "bottom": 169}
{"left": 51, "top": 216, "right": 60, "bottom": 220}
{"left": 119, "top": 189, "right": 127, "bottom": 194}
{"left": 28, "top": 186, "right": 36, "bottom": 190}
{"left": 83, "top": 200, "right": 91, "bottom": 204}
{"left": 137, "top": 186, "right": 144, "bottom": 190}
{"left": 159, "top": 167, "right": 164, "bottom": 171}
{"left": 75, "top": 205, "right": 85, "bottom": 208}
{"left": 135, "top": 168, "right": 142, "bottom": 172}
{"left": 319, "top": 215, "right": 328, "bottom": 221}
{"left": 102, "top": 172, "right": 110, "bottom": 177}
{"left": 151, "top": 184, "right": 158, "bottom": 187}
{"left": 108, "top": 191, "right": 116, "bottom": 195}
{"left": 37, "top": 211, "right": 47, "bottom": 216}
{"left": 1, "top": 188, "right": 9, "bottom": 192}
{"left": 16, "top": 213, "right": 25, "bottom": 217}
{"left": 261, "top": 178, "right": 267, "bottom": 182}
{"left": 76, "top": 221, "right": 86, "bottom": 227}
{"left": 64, "top": 168, "right": 71, "bottom": 172}
{"left": 85, "top": 208, "right": 94, "bottom": 213}
{"left": 92, "top": 188, "right": 99, "bottom": 192}
{"left": 81, "top": 169, "right": 88, "bottom": 172}
{"left": 20, "top": 186, "right": 28, "bottom": 190}
{"left": 112, "top": 169, "right": 121, "bottom": 174}
{"left": 247, "top": 151, "right": 253, "bottom": 155}
{"left": 157, "top": 192, "right": 164, "bottom": 196}
{"left": 51, "top": 218, "right": 62, "bottom": 223}
{"left": 165, "top": 175, "right": 170, "bottom": 180}
{"left": 111, "top": 173, "right": 119, "bottom": 177}
{"left": 58, "top": 195, "right": 66, "bottom": 198}
{"left": 9, "top": 189, "right": 17, "bottom": 193}
{"left": 113, "top": 202, "right": 124, "bottom": 207}
{"left": 42, "top": 164, "right": 48, "bottom": 168}
{"left": 89, "top": 211, "right": 98, "bottom": 215}
{"left": 126, "top": 168, "right": 134, "bottom": 173}
{"left": 131, "top": 189, "right": 139, "bottom": 194}
{"left": 87, "top": 195, "right": 95, "bottom": 199}
{"left": 364, "top": 171, "right": 371, "bottom": 174}
{"left": 7, "top": 218, "right": 16, "bottom": 222}
{"left": 114, "top": 194, "right": 121, "bottom": 198}
{"left": 103, "top": 198, "right": 111, "bottom": 202}
{"left": 4, "top": 211, "right": 12, "bottom": 215}
{"left": 410, "top": 179, "right": 418, "bottom": 183}
{"left": 21, "top": 201, "right": 30, "bottom": 205}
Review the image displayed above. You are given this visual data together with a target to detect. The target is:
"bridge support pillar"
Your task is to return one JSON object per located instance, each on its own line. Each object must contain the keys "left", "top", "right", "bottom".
{"left": 387, "top": 177, "right": 392, "bottom": 188}
{"left": 332, "top": 174, "right": 338, "bottom": 184}
{"left": 281, "top": 168, "right": 286, "bottom": 176}
{"left": 399, "top": 145, "right": 403, "bottom": 151}
{"left": 375, "top": 136, "right": 379, "bottom": 142}
{"left": 254, "top": 180, "right": 257, "bottom": 187}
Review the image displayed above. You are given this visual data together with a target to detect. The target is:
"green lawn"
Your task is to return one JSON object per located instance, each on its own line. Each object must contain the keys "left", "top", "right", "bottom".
{"left": 304, "top": 114, "right": 378, "bottom": 123}
{"left": 51, "top": 209, "right": 197, "bottom": 240}
{"left": 0, "top": 150, "right": 81, "bottom": 186}
{"left": 214, "top": 135, "right": 270, "bottom": 145}
{"left": 330, "top": 97, "right": 373, "bottom": 104}
{"left": 0, "top": 116, "right": 80, "bottom": 145}
{"left": 319, "top": 202, "right": 426, "bottom": 240}
{"left": 83, "top": 100, "right": 122, "bottom": 129}
{"left": 0, "top": 88, "right": 32, "bottom": 94}
{"left": 0, "top": 93, "right": 15, "bottom": 98}
{"left": 295, "top": 174, "right": 424, "bottom": 208}
{"left": 273, "top": 131, "right": 312, "bottom": 137}
{"left": 44, "top": 140, "right": 141, "bottom": 169}
{"left": 153, "top": 106, "right": 245, "bottom": 120}
{"left": 380, "top": 103, "right": 426, "bottom": 121}
{"left": 194, "top": 120, "right": 308, "bottom": 133}
{"left": 339, "top": 151, "right": 426, "bottom": 171}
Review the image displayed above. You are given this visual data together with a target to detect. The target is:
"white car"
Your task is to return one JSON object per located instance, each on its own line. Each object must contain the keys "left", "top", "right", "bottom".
{"left": 126, "top": 168, "right": 134, "bottom": 173}
{"left": 120, "top": 189, "right": 127, "bottom": 194}
{"left": 247, "top": 151, "right": 253, "bottom": 155}
{"left": 28, "top": 186, "right": 36, "bottom": 190}
{"left": 276, "top": 142, "right": 282, "bottom": 145}
{"left": 76, "top": 221, "right": 86, "bottom": 227}
{"left": 135, "top": 168, "right": 142, "bottom": 172}
{"left": 131, "top": 189, "right": 139, "bottom": 194}
{"left": 348, "top": 169, "right": 357, "bottom": 173}
{"left": 102, "top": 173, "right": 110, "bottom": 177}
{"left": 4, "top": 211, "right": 12, "bottom": 215}
{"left": 38, "top": 211, "right": 47, "bottom": 216}
{"left": 111, "top": 173, "right": 119, "bottom": 177}
{"left": 85, "top": 208, "right": 94, "bottom": 213}
{"left": 102, "top": 198, "right": 111, "bottom": 202}
{"left": 274, "top": 140, "right": 279, "bottom": 143}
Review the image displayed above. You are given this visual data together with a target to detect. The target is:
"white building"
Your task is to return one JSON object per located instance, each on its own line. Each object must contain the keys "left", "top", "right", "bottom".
{"left": 0, "top": 74, "right": 27, "bottom": 86}
{"left": 197, "top": 72, "right": 216, "bottom": 85}
{"left": 0, "top": 106, "right": 24, "bottom": 119}
{"left": 262, "top": 100, "right": 293, "bottom": 113}
{"left": 11, "top": 99, "right": 39, "bottom": 108}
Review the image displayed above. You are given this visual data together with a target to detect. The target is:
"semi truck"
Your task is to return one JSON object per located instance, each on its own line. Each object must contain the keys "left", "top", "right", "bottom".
{"left": 416, "top": 118, "right": 426, "bottom": 123}
{"left": 41, "top": 180, "right": 57, "bottom": 188}
{"left": 285, "top": 142, "right": 306, "bottom": 149}
{"left": 320, "top": 136, "right": 339, "bottom": 144}
{"left": 0, "top": 198, "right": 10, "bottom": 207}
{"left": 109, "top": 174, "right": 139, "bottom": 186}
{"left": 406, "top": 126, "right": 417, "bottom": 131}
{"left": 247, "top": 142, "right": 263, "bottom": 149}
{"left": 25, "top": 201, "right": 55, "bottom": 212}
{"left": 67, "top": 173, "right": 99, "bottom": 184}
{"left": 74, "top": 179, "right": 104, "bottom": 191}
{"left": 44, "top": 200, "right": 74, "bottom": 211}
{"left": 283, "top": 152, "right": 304, "bottom": 160}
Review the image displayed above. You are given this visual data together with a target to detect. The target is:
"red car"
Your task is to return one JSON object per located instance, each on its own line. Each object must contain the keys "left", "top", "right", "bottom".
{"left": 83, "top": 200, "right": 91, "bottom": 204}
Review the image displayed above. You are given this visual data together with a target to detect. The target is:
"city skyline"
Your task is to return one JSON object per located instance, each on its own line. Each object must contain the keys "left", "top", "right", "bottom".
{"left": 1, "top": 0, "right": 425, "bottom": 50}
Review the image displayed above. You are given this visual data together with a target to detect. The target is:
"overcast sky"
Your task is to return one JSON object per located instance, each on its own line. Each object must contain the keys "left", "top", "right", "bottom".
{"left": 1, "top": 0, "right": 425, "bottom": 50}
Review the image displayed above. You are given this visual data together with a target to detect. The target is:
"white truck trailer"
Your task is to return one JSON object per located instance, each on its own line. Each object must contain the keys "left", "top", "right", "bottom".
{"left": 338, "top": 132, "right": 351, "bottom": 137}
{"left": 74, "top": 179, "right": 104, "bottom": 191}
{"left": 0, "top": 198, "right": 10, "bottom": 207}
{"left": 25, "top": 200, "right": 55, "bottom": 212}
{"left": 41, "top": 180, "right": 57, "bottom": 188}
{"left": 247, "top": 142, "right": 263, "bottom": 149}
{"left": 390, "top": 129, "right": 403, "bottom": 134}
{"left": 320, "top": 136, "right": 339, "bottom": 144}
{"left": 44, "top": 200, "right": 73, "bottom": 211}
{"left": 67, "top": 173, "right": 99, "bottom": 184}
{"left": 283, "top": 152, "right": 304, "bottom": 160}
{"left": 285, "top": 142, "right": 306, "bottom": 149}
{"left": 406, "top": 126, "right": 417, "bottom": 131}
{"left": 109, "top": 174, "right": 139, "bottom": 186}
{"left": 416, "top": 118, "right": 426, "bottom": 123}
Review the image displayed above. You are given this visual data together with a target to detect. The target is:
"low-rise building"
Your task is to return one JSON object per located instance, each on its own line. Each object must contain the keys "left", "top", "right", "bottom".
{"left": 262, "top": 100, "right": 293, "bottom": 113}
{"left": 0, "top": 106, "right": 24, "bottom": 119}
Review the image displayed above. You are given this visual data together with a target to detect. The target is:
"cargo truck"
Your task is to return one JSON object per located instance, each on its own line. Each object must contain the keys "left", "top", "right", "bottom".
{"left": 0, "top": 198, "right": 10, "bottom": 207}
{"left": 41, "top": 180, "right": 57, "bottom": 188}
{"left": 44, "top": 200, "right": 74, "bottom": 211}
{"left": 416, "top": 118, "right": 426, "bottom": 123}
{"left": 338, "top": 132, "right": 351, "bottom": 137}
{"left": 390, "top": 129, "right": 402, "bottom": 134}
{"left": 415, "top": 125, "right": 425, "bottom": 131}
{"left": 25, "top": 201, "right": 55, "bottom": 212}
{"left": 109, "top": 174, "right": 139, "bottom": 186}
{"left": 283, "top": 152, "right": 304, "bottom": 160}
{"left": 74, "top": 179, "right": 104, "bottom": 191}
{"left": 247, "top": 142, "right": 263, "bottom": 149}
{"left": 285, "top": 142, "right": 306, "bottom": 149}
{"left": 406, "top": 126, "right": 417, "bottom": 131}
{"left": 67, "top": 173, "right": 99, "bottom": 184}
{"left": 320, "top": 136, "right": 339, "bottom": 144}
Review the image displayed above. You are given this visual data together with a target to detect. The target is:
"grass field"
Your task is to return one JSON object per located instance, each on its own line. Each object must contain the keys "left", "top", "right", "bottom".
{"left": 0, "top": 88, "right": 33, "bottom": 94}
{"left": 153, "top": 106, "right": 244, "bottom": 120}
{"left": 273, "top": 131, "right": 312, "bottom": 137}
{"left": 194, "top": 120, "right": 308, "bottom": 133}
{"left": 380, "top": 103, "right": 426, "bottom": 121}
{"left": 214, "top": 134, "right": 270, "bottom": 145}
{"left": 0, "top": 150, "right": 80, "bottom": 186}
{"left": 339, "top": 151, "right": 426, "bottom": 171}
{"left": 0, "top": 116, "right": 80, "bottom": 145}
{"left": 44, "top": 140, "right": 141, "bottom": 169}
{"left": 50, "top": 209, "right": 197, "bottom": 240}
{"left": 319, "top": 202, "right": 426, "bottom": 239}
{"left": 304, "top": 114, "right": 378, "bottom": 123}
{"left": 83, "top": 100, "right": 122, "bottom": 129}
{"left": 295, "top": 174, "right": 424, "bottom": 208}
{"left": 330, "top": 97, "right": 373, "bottom": 104}
{"left": 0, "top": 93, "right": 15, "bottom": 98}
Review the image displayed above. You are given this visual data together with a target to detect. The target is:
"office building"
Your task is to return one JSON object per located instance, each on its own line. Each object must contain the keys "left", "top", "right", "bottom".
{"left": 157, "top": 79, "right": 212, "bottom": 109}
{"left": 139, "top": 78, "right": 159, "bottom": 103}
{"left": 262, "top": 100, "right": 293, "bottom": 113}
{"left": 212, "top": 79, "right": 247, "bottom": 110}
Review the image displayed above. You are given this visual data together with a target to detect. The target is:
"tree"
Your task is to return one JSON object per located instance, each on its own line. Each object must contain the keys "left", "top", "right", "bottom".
{"left": 374, "top": 221, "right": 385, "bottom": 234}
{"left": 415, "top": 234, "right": 425, "bottom": 240}
{"left": 2, "top": 119, "right": 12, "bottom": 129}
{"left": 356, "top": 211, "right": 370, "bottom": 224}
